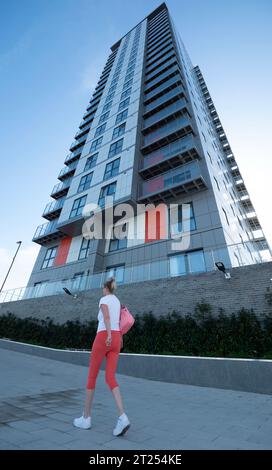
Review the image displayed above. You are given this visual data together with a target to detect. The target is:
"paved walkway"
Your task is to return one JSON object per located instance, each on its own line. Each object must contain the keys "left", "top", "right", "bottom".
{"left": 1, "top": 348, "right": 272, "bottom": 450}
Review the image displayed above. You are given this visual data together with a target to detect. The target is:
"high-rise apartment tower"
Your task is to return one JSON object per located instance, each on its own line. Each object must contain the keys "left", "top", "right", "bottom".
{"left": 27, "top": 3, "right": 270, "bottom": 289}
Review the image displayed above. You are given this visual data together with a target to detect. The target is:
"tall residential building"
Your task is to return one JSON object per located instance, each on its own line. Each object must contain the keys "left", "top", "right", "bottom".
{"left": 27, "top": 2, "right": 270, "bottom": 289}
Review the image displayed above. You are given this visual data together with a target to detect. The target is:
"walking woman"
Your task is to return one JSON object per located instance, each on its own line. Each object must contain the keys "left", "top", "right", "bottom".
{"left": 73, "top": 277, "right": 130, "bottom": 437}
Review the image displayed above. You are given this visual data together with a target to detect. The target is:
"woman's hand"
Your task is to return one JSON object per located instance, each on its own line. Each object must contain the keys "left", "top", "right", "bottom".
{"left": 106, "top": 335, "right": 112, "bottom": 347}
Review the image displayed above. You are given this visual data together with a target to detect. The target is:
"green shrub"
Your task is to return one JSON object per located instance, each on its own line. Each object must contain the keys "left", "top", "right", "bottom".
{"left": 0, "top": 304, "right": 271, "bottom": 359}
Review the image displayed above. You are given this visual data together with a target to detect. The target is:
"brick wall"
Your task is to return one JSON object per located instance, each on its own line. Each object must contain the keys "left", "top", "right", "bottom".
{"left": 0, "top": 262, "right": 271, "bottom": 324}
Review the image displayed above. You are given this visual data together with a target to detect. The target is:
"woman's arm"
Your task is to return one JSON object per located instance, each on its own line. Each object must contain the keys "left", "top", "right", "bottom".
{"left": 100, "top": 304, "right": 111, "bottom": 346}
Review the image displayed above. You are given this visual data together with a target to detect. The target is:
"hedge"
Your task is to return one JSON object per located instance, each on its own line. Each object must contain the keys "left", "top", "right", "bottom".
{"left": 1, "top": 303, "right": 272, "bottom": 359}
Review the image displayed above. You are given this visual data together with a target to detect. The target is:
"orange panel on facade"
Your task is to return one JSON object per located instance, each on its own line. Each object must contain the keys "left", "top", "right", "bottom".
{"left": 54, "top": 236, "right": 73, "bottom": 266}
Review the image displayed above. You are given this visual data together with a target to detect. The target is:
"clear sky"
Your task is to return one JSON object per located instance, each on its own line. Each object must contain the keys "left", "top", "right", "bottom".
{"left": 0, "top": 0, "right": 271, "bottom": 291}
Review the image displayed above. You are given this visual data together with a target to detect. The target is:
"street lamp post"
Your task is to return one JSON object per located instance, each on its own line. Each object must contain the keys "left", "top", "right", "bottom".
{"left": 0, "top": 241, "right": 22, "bottom": 293}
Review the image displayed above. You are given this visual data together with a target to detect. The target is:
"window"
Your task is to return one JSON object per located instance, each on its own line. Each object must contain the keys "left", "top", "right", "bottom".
{"left": 98, "top": 182, "right": 117, "bottom": 207}
{"left": 170, "top": 203, "right": 196, "bottom": 234}
{"left": 109, "top": 224, "right": 127, "bottom": 251}
{"left": 78, "top": 172, "right": 93, "bottom": 193}
{"left": 90, "top": 137, "right": 103, "bottom": 152}
{"left": 105, "top": 92, "right": 114, "bottom": 103}
{"left": 99, "top": 111, "right": 110, "bottom": 124}
{"left": 108, "top": 84, "right": 117, "bottom": 95}
{"left": 94, "top": 123, "right": 106, "bottom": 138}
{"left": 123, "top": 78, "right": 133, "bottom": 90}
{"left": 104, "top": 158, "right": 120, "bottom": 180}
{"left": 187, "top": 250, "right": 206, "bottom": 273}
{"left": 42, "top": 246, "right": 57, "bottom": 269}
{"left": 169, "top": 253, "right": 186, "bottom": 276}
{"left": 105, "top": 265, "right": 125, "bottom": 284}
{"left": 102, "top": 101, "right": 112, "bottom": 113}
{"left": 78, "top": 238, "right": 90, "bottom": 260}
{"left": 69, "top": 195, "right": 87, "bottom": 218}
{"left": 170, "top": 249, "right": 205, "bottom": 276}
{"left": 120, "top": 87, "right": 131, "bottom": 100}
{"left": 112, "top": 122, "right": 126, "bottom": 140}
{"left": 84, "top": 153, "right": 98, "bottom": 171}
{"left": 115, "top": 109, "right": 128, "bottom": 125}
{"left": 125, "top": 71, "right": 134, "bottom": 82}
{"left": 126, "top": 64, "right": 135, "bottom": 74}
{"left": 108, "top": 138, "right": 123, "bottom": 158}
{"left": 118, "top": 97, "right": 130, "bottom": 111}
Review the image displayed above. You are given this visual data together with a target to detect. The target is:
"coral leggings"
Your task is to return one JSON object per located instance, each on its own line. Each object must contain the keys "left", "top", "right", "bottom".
{"left": 86, "top": 330, "right": 121, "bottom": 390}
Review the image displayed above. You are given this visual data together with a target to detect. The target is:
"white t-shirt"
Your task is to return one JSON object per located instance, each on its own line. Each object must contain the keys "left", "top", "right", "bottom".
{"left": 97, "top": 294, "right": 121, "bottom": 332}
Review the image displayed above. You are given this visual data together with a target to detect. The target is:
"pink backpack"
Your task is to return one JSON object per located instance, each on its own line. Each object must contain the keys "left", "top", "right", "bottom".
{"left": 119, "top": 304, "right": 135, "bottom": 335}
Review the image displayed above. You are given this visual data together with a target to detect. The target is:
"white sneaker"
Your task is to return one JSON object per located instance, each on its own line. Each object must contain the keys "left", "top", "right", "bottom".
{"left": 113, "top": 413, "right": 130, "bottom": 437}
{"left": 73, "top": 415, "right": 91, "bottom": 429}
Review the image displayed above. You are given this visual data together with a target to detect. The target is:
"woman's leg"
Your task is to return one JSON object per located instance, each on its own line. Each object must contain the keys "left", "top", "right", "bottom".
{"left": 83, "top": 389, "right": 95, "bottom": 418}
{"left": 111, "top": 386, "right": 125, "bottom": 416}
{"left": 84, "top": 333, "right": 106, "bottom": 417}
{"left": 105, "top": 332, "right": 125, "bottom": 416}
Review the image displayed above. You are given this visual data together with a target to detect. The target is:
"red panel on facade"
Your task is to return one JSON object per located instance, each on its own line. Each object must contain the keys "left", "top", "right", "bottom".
{"left": 54, "top": 236, "right": 72, "bottom": 266}
{"left": 145, "top": 206, "right": 167, "bottom": 243}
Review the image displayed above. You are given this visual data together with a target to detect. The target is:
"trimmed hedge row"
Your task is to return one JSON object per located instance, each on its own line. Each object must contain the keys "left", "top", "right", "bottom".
{"left": 1, "top": 304, "right": 272, "bottom": 359}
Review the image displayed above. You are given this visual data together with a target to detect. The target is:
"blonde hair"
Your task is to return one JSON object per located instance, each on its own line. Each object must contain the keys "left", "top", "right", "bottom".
{"left": 104, "top": 276, "right": 116, "bottom": 293}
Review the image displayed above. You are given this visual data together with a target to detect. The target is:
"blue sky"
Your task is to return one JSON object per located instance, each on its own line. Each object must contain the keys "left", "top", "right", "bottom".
{"left": 0, "top": 0, "right": 271, "bottom": 290}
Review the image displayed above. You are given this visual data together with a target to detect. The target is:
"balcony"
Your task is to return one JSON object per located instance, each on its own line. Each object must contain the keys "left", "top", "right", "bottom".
{"left": 144, "top": 64, "right": 181, "bottom": 96}
{"left": 70, "top": 134, "right": 87, "bottom": 152}
{"left": 145, "top": 60, "right": 179, "bottom": 90}
{"left": 32, "top": 220, "right": 65, "bottom": 245}
{"left": 51, "top": 179, "right": 71, "bottom": 199}
{"left": 142, "top": 98, "right": 187, "bottom": 132}
{"left": 139, "top": 134, "right": 200, "bottom": 178}
{"left": 58, "top": 161, "right": 78, "bottom": 181}
{"left": 75, "top": 126, "right": 90, "bottom": 140}
{"left": 145, "top": 51, "right": 176, "bottom": 81}
{"left": 138, "top": 161, "right": 207, "bottom": 203}
{"left": 42, "top": 198, "right": 65, "bottom": 221}
{"left": 65, "top": 146, "right": 82, "bottom": 165}
{"left": 141, "top": 114, "right": 193, "bottom": 154}
{"left": 144, "top": 85, "right": 184, "bottom": 117}
{"left": 144, "top": 74, "right": 182, "bottom": 104}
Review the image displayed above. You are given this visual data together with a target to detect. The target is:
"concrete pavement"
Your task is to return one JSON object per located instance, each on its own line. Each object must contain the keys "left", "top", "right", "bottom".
{"left": 1, "top": 348, "right": 272, "bottom": 450}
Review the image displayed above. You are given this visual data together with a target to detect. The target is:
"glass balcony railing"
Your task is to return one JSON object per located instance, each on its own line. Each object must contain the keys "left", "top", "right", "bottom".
{"left": 43, "top": 198, "right": 65, "bottom": 217}
{"left": 141, "top": 134, "right": 197, "bottom": 170}
{"left": 70, "top": 134, "right": 87, "bottom": 150}
{"left": 145, "top": 57, "right": 178, "bottom": 85}
{"left": 146, "top": 41, "right": 173, "bottom": 66}
{"left": 145, "top": 50, "right": 176, "bottom": 78}
{"left": 139, "top": 161, "right": 205, "bottom": 199}
{"left": 58, "top": 161, "right": 78, "bottom": 179}
{"left": 144, "top": 85, "right": 184, "bottom": 115}
{"left": 143, "top": 98, "right": 187, "bottom": 130}
{"left": 144, "top": 73, "right": 182, "bottom": 103}
{"left": 51, "top": 178, "right": 71, "bottom": 197}
{"left": 33, "top": 220, "right": 60, "bottom": 241}
{"left": 145, "top": 64, "right": 180, "bottom": 94}
{"left": 142, "top": 114, "right": 190, "bottom": 148}
{"left": 65, "top": 146, "right": 82, "bottom": 164}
